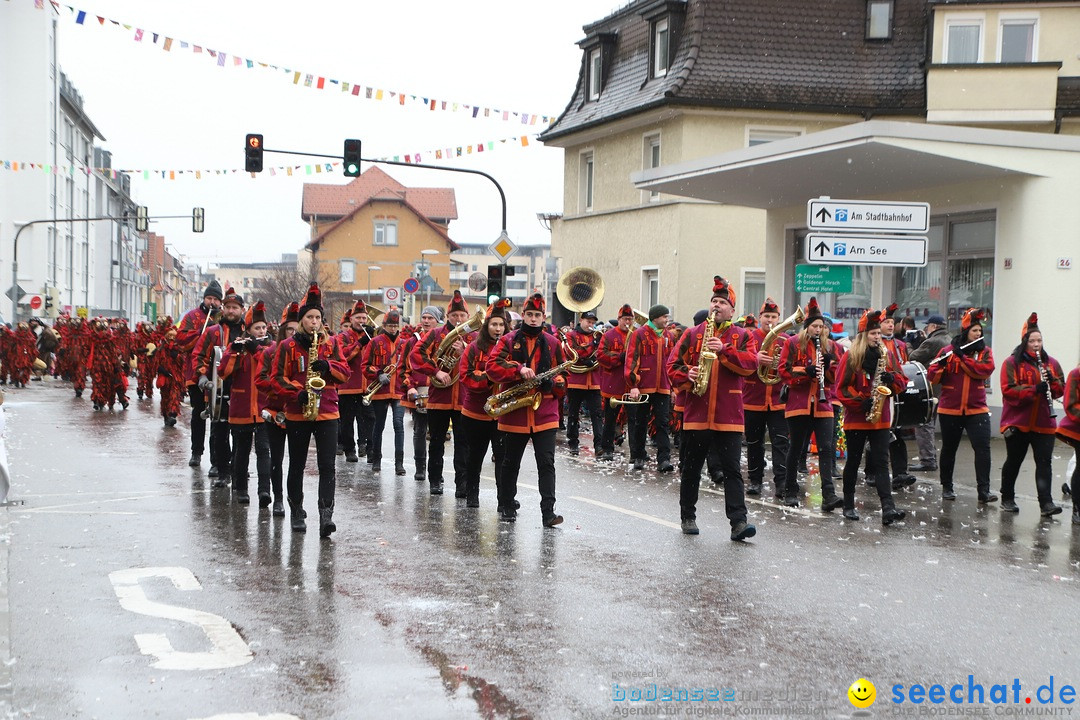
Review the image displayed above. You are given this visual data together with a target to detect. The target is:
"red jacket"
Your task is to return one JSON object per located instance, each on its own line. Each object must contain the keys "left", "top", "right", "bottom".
{"left": 1000, "top": 352, "right": 1064, "bottom": 434}
{"left": 218, "top": 337, "right": 273, "bottom": 424}
{"left": 271, "top": 332, "right": 350, "bottom": 422}
{"left": 667, "top": 321, "right": 757, "bottom": 432}
{"left": 194, "top": 320, "right": 244, "bottom": 380}
{"left": 363, "top": 331, "right": 402, "bottom": 403}
{"left": 397, "top": 330, "right": 428, "bottom": 408}
{"left": 778, "top": 334, "right": 837, "bottom": 419}
{"left": 336, "top": 327, "right": 371, "bottom": 395}
{"left": 175, "top": 304, "right": 213, "bottom": 386}
{"left": 459, "top": 339, "right": 499, "bottom": 422}
{"left": 625, "top": 324, "right": 672, "bottom": 395}
{"left": 597, "top": 325, "right": 632, "bottom": 399}
{"left": 1057, "top": 367, "right": 1080, "bottom": 444}
{"left": 410, "top": 323, "right": 476, "bottom": 411}
{"left": 564, "top": 326, "right": 601, "bottom": 391}
{"left": 485, "top": 329, "right": 566, "bottom": 434}
{"left": 834, "top": 348, "right": 906, "bottom": 431}
{"left": 255, "top": 342, "right": 285, "bottom": 418}
{"left": 925, "top": 345, "right": 994, "bottom": 416}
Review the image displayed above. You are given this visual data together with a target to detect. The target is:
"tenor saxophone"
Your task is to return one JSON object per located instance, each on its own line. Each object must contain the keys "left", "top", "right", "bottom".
{"left": 303, "top": 330, "right": 327, "bottom": 421}
{"left": 867, "top": 341, "right": 892, "bottom": 423}
{"left": 485, "top": 335, "right": 579, "bottom": 418}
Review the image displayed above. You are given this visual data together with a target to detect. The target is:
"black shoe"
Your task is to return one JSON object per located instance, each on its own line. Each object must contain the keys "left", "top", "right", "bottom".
{"left": 235, "top": 493, "right": 250, "bottom": 505}
{"left": 543, "top": 513, "right": 564, "bottom": 528}
{"left": 843, "top": 508, "right": 860, "bottom": 521}
{"left": 746, "top": 483, "right": 762, "bottom": 496}
{"left": 415, "top": 472, "right": 426, "bottom": 483}
{"left": 568, "top": 446, "right": 579, "bottom": 456}
{"left": 290, "top": 503, "right": 307, "bottom": 532}
{"left": 783, "top": 496, "right": 799, "bottom": 508}
{"left": 466, "top": 496, "right": 480, "bottom": 508}
{"left": 357, "top": 447, "right": 368, "bottom": 458}
{"left": 882, "top": 508, "right": 906, "bottom": 526}
{"left": 212, "top": 476, "right": 229, "bottom": 489}
{"left": 336, "top": 445, "right": 345, "bottom": 456}
{"left": 208, "top": 465, "right": 219, "bottom": 478}
{"left": 681, "top": 519, "right": 699, "bottom": 535}
{"left": 372, "top": 464, "right": 381, "bottom": 475}
{"left": 75, "top": 389, "right": 82, "bottom": 398}
{"left": 454, "top": 487, "right": 467, "bottom": 499}
{"left": 395, "top": 463, "right": 407, "bottom": 476}
{"left": 822, "top": 496, "right": 844, "bottom": 512}
{"left": 730, "top": 521, "right": 756, "bottom": 541}
{"left": 910, "top": 463, "right": 938, "bottom": 472}
{"left": 92, "top": 403, "right": 102, "bottom": 411}
{"left": 1041, "top": 503, "right": 1063, "bottom": 517}
{"left": 272, "top": 499, "right": 285, "bottom": 517}
{"left": 120, "top": 400, "right": 129, "bottom": 410}
{"left": 893, "top": 473, "right": 918, "bottom": 487}
{"left": 319, "top": 507, "right": 336, "bottom": 538}
{"left": 599, "top": 452, "right": 614, "bottom": 462}
{"left": 797, "top": 462, "right": 809, "bottom": 474}
{"left": 658, "top": 461, "right": 675, "bottom": 473}
{"left": 1073, "top": 511, "right": 1080, "bottom": 525}
{"left": 430, "top": 483, "right": 444, "bottom": 496}
{"left": 165, "top": 414, "right": 177, "bottom": 427}
{"left": 709, "top": 473, "right": 724, "bottom": 486}
{"left": 498, "top": 507, "right": 516, "bottom": 522}
{"left": 188, "top": 454, "right": 201, "bottom": 467}
{"left": 942, "top": 486, "right": 957, "bottom": 501}
{"left": 1062, "top": 483, "right": 1072, "bottom": 498}
{"left": 258, "top": 492, "right": 272, "bottom": 508}
{"left": 345, "top": 453, "right": 358, "bottom": 463}
{"left": 978, "top": 492, "right": 999, "bottom": 504}
{"left": 1001, "top": 499, "right": 1020, "bottom": 513}
{"left": 513, "top": 500, "right": 521, "bottom": 510}
{"left": 632, "top": 458, "right": 646, "bottom": 471}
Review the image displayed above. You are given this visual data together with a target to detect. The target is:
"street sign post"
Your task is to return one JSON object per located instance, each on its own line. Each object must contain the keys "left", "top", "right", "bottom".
{"left": 795, "top": 264, "right": 854, "bottom": 293}
{"left": 807, "top": 199, "right": 929, "bottom": 234}
{"left": 382, "top": 286, "right": 401, "bottom": 307}
{"left": 805, "top": 234, "right": 928, "bottom": 267}
{"left": 29, "top": 296, "right": 42, "bottom": 310}
{"left": 488, "top": 231, "right": 517, "bottom": 263}
{"left": 403, "top": 277, "right": 420, "bottom": 295}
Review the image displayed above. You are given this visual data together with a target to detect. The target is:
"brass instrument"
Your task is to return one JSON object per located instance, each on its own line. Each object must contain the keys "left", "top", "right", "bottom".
{"left": 362, "top": 362, "right": 397, "bottom": 406}
{"left": 430, "top": 307, "right": 484, "bottom": 388}
{"left": 631, "top": 309, "right": 650, "bottom": 326}
{"left": 1035, "top": 353, "right": 1057, "bottom": 419}
{"left": 556, "top": 266, "right": 605, "bottom": 314}
{"left": 756, "top": 306, "right": 806, "bottom": 385}
{"left": 485, "top": 334, "right": 579, "bottom": 418}
{"left": 610, "top": 393, "right": 649, "bottom": 406}
{"left": 867, "top": 341, "right": 893, "bottom": 423}
{"left": 414, "top": 385, "right": 429, "bottom": 414}
{"left": 303, "top": 330, "right": 327, "bottom": 421}
{"left": 813, "top": 336, "right": 827, "bottom": 403}
{"left": 691, "top": 312, "right": 723, "bottom": 397}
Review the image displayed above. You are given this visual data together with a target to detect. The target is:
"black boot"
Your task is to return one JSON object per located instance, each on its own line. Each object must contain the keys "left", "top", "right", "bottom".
{"left": 289, "top": 501, "right": 306, "bottom": 532}
{"left": 395, "top": 453, "right": 406, "bottom": 476}
{"left": 941, "top": 482, "right": 956, "bottom": 501}
{"left": 319, "top": 504, "right": 336, "bottom": 538}
{"left": 272, "top": 497, "right": 285, "bottom": 517}
{"left": 188, "top": 453, "right": 201, "bottom": 467}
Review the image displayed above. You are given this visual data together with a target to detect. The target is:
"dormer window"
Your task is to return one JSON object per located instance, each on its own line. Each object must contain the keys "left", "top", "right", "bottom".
{"left": 999, "top": 17, "right": 1037, "bottom": 63}
{"left": 866, "top": 0, "right": 893, "bottom": 40}
{"left": 653, "top": 18, "right": 670, "bottom": 77}
{"left": 588, "top": 48, "right": 602, "bottom": 101}
{"left": 578, "top": 31, "right": 616, "bottom": 105}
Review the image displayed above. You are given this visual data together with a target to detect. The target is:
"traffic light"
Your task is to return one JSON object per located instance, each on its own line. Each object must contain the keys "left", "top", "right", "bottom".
{"left": 245, "top": 133, "right": 264, "bottom": 173}
{"left": 192, "top": 207, "right": 205, "bottom": 233}
{"left": 343, "top": 139, "right": 362, "bottom": 177}
{"left": 135, "top": 206, "right": 149, "bottom": 232}
{"left": 44, "top": 286, "right": 59, "bottom": 318}
{"left": 486, "top": 264, "right": 504, "bottom": 305}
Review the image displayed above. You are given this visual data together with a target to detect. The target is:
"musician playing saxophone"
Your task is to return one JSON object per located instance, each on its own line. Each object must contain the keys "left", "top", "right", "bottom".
{"left": 410, "top": 291, "right": 476, "bottom": 497}
{"left": 564, "top": 310, "right": 604, "bottom": 457}
{"left": 362, "top": 311, "right": 404, "bottom": 476}
{"left": 666, "top": 276, "right": 757, "bottom": 540}
{"left": 270, "top": 284, "right": 350, "bottom": 537}
{"left": 777, "top": 298, "right": 840, "bottom": 511}
{"left": 596, "top": 305, "right": 635, "bottom": 461}
{"left": 485, "top": 293, "right": 567, "bottom": 527}
{"left": 742, "top": 297, "right": 790, "bottom": 498}
{"left": 624, "top": 305, "right": 675, "bottom": 473}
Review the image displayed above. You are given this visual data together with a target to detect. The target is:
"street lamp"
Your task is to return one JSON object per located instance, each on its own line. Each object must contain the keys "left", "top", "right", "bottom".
{"left": 366, "top": 265, "right": 381, "bottom": 305}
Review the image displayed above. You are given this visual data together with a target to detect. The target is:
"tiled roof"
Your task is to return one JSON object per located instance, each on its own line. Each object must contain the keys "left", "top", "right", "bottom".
{"left": 301, "top": 166, "right": 458, "bottom": 222}
{"left": 306, "top": 195, "right": 460, "bottom": 252}
{"left": 542, "top": 0, "right": 929, "bottom": 142}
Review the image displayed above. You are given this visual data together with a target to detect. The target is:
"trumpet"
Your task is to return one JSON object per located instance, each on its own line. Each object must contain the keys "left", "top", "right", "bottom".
{"left": 610, "top": 393, "right": 649, "bottom": 406}
{"left": 362, "top": 362, "right": 397, "bottom": 406}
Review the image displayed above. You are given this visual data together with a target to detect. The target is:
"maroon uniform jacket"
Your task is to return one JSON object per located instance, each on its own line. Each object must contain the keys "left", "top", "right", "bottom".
{"left": 363, "top": 331, "right": 402, "bottom": 403}
{"left": 564, "top": 327, "right": 601, "bottom": 391}
{"left": 486, "top": 329, "right": 566, "bottom": 434}
{"left": 778, "top": 335, "right": 837, "bottom": 419}
{"left": 336, "top": 327, "right": 371, "bottom": 396}
{"left": 459, "top": 339, "right": 499, "bottom": 422}
{"left": 742, "top": 326, "right": 784, "bottom": 412}
{"left": 597, "top": 325, "right": 632, "bottom": 399}
{"left": 410, "top": 323, "right": 476, "bottom": 411}
{"left": 175, "top": 305, "right": 214, "bottom": 386}
{"left": 625, "top": 324, "right": 672, "bottom": 395}
{"left": 219, "top": 337, "right": 273, "bottom": 424}
{"left": 271, "top": 332, "right": 350, "bottom": 422}
{"left": 926, "top": 344, "right": 994, "bottom": 416}
{"left": 1057, "top": 368, "right": 1080, "bottom": 444}
{"left": 834, "top": 348, "right": 906, "bottom": 431}
{"left": 397, "top": 329, "right": 428, "bottom": 408}
{"left": 667, "top": 321, "right": 757, "bottom": 432}
{"left": 999, "top": 352, "right": 1064, "bottom": 434}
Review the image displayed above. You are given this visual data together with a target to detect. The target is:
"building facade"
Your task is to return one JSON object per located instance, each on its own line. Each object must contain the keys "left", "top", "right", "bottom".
{"left": 450, "top": 243, "right": 553, "bottom": 307}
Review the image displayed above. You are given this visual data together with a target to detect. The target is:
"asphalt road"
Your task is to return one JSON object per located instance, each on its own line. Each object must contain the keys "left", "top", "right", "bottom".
{"left": 1, "top": 381, "right": 1078, "bottom": 719}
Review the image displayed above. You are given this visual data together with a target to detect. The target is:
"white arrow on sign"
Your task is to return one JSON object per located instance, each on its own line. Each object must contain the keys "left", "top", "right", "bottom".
{"left": 806, "top": 234, "right": 928, "bottom": 267}
{"left": 807, "top": 199, "right": 929, "bottom": 233}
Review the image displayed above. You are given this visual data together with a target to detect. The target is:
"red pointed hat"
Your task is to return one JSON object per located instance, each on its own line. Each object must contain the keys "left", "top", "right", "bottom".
{"left": 351, "top": 299, "right": 367, "bottom": 315}
{"left": 447, "top": 290, "right": 468, "bottom": 315}
{"left": 741, "top": 314, "right": 758, "bottom": 329}
{"left": 961, "top": 307, "right": 985, "bottom": 331}
{"left": 857, "top": 308, "right": 882, "bottom": 334}
{"left": 880, "top": 303, "right": 899, "bottom": 322}
{"left": 618, "top": 304, "right": 634, "bottom": 318}
{"left": 244, "top": 300, "right": 266, "bottom": 327}
{"left": 711, "top": 276, "right": 735, "bottom": 306}
{"left": 760, "top": 297, "right": 779, "bottom": 315}
{"left": 1021, "top": 311, "right": 1039, "bottom": 340}
{"left": 523, "top": 292, "right": 546, "bottom": 315}
{"left": 803, "top": 297, "right": 823, "bottom": 327}
{"left": 485, "top": 297, "right": 512, "bottom": 321}
{"left": 222, "top": 286, "right": 245, "bottom": 307}
{"left": 298, "top": 284, "right": 323, "bottom": 320}
{"left": 281, "top": 302, "right": 300, "bottom": 325}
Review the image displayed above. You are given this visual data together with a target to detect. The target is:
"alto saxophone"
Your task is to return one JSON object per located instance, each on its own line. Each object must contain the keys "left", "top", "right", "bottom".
{"left": 303, "top": 330, "right": 327, "bottom": 421}
{"left": 867, "top": 341, "right": 892, "bottom": 423}
{"left": 691, "top": 312, "right": 719, "bottom": 397}
{"left": 485, "top": 335, "right": 579, "bottom": 418}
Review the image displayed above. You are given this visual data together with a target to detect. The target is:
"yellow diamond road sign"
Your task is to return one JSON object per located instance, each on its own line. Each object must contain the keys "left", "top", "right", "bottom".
{"left": 488, "top": 232, "right": 517, "bottom": 263}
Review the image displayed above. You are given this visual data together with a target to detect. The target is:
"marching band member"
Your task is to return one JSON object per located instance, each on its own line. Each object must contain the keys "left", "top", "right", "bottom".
{"left": 667, "top": 276, "right": 757, "bottom": 539}
{"left": 271, "top": 284, "right": 350, "bottom": 536}
{"left": 176, "top": 280, "right": 224, "bottom": 468}
{"left": 400, "top": 307, "right": 441, "bottom": 483}
{"left": 743, "top": 297, "right": 790, "bottom": 497}
{"left": 363, "top": 310, "right": 405, "bottom": 475}
{"left": 908, "top": 314, "right": 950, "bottom": 472}
{"left": 195, "top": 287, "right": 246, "bottom": 488}
{"left": 625, "top": 304, "right": 675, "bottom": 473}
{"left": 458, "top": 299, "right": 511, "bottom": 508}
{"left": 486, "top": 293, "right": 567, "bottom": 526}
{"left": 256, "top": 302, "right": 299, "bottom": 517}
{"left": 337, "top": 301, "right": 375, "bottom": 463}
{"left": 411, "top": 291, "right": 475, "bottom": 497}
{"left": 835, "top": 309, "right": 907, "bottom": 525}
{"left": 596, "top": 305, "right": 635, "bottom": 461}
{"left": 877, "top": 304, "right": 917, "bottom": 489}
{"left": 778, "top": 298, "right": 841, "bottom": 511}
{"left": 1056, "top": 363, "right": 1080, "bottom": 524}
{"left": 999, "top": 312, "right": 1065, "bottom": 516}
{"left": 925, "top": 308, "right": 995, "bottom": 503}
{"left": 134, "top": 321, "right": 156, "bottom": 400}
{"left": 564, "top": 310, "right": 604, "bottom": 456}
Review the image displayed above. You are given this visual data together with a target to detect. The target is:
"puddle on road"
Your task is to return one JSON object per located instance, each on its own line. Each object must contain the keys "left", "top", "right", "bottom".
{"left": 419, "top": 644, "right": 531, "bottom": 720}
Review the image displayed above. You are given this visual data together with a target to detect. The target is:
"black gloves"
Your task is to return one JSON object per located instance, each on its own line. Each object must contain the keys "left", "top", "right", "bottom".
{"left": 822, "top": 354, "right": 834, "bottom": 372}
{"left": 861, "top": 346, "right": 881, "bottom": 375}
{"left": 311, "top": 359, "right": 330, "bottom": 374}
{"left": 231, "top": 338, "right": 247, "bottom": 351}
{"left": 297, "top": 389, "right": 309, "bottom": 407}
{"left": 860, "top": 397, "right": 874, "bottom": 414}
{"left": 1035, "top": 381, "right": 1049, "bottom": 395}
{"left": 968, "top": 338, "right": 985, "bottom": 353}
{"left": 377, "top": 373, "right": 391, "bottom": 386}
{"left": 879, "top": 372, "right": 895, "bottom": 387}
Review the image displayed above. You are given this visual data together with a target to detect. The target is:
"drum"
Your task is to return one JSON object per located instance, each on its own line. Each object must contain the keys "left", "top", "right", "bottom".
{"left": 892, "top": 361, "right": 934, "bottom": 428}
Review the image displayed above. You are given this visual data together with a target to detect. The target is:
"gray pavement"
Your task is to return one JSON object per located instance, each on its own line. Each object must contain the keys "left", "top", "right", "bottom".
{"left": 1, "top": 381, "right": 1079, "bottom": 719}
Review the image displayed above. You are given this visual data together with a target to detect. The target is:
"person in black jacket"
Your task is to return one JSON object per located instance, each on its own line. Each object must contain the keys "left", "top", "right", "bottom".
{"left": 908, "top": 315, "right": 950, "bottom": 471}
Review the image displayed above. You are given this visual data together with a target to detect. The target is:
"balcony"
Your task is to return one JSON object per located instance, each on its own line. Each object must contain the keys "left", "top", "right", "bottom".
{"left": 926, "top": 62, "right": 1062, "bottom": 124}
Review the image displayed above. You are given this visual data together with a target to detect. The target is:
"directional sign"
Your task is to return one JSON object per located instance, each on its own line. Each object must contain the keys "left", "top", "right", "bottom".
{"left": 806, "top": 234, "right": 928, "bottom": 267}
{"left": 795, "top": 264, "right": 853, "bottom": 293}
{"left": 808, "top": 199, "right": 929, "bottom": 233}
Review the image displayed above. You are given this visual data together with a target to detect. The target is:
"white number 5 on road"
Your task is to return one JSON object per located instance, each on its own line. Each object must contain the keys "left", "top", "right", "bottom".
{"left": 109, "top": 567, "right": 253, "bottom": 670}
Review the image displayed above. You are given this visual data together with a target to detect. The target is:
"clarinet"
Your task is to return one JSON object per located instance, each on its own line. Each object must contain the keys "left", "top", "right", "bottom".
{"left": 813, "top": 336, "right": 827, "bottom": 403}
{"left": 1035, "top": 353, "right": 1057, "bottom": 419}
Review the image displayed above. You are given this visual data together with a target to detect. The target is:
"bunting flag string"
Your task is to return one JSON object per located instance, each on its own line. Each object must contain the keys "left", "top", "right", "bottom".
{"left": 45, "top": 1, "right": 559, "bottom": 127}
{"left": 0, "top": 134, "right": 541, "bottom": 179}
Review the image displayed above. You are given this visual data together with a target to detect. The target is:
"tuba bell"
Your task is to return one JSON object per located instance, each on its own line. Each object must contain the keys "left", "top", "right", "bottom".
{"left": 556, "top": 267, "right": 605, "bottom": 313}
{"left": 756, "top": 306, "right": 806, "bottom": 385}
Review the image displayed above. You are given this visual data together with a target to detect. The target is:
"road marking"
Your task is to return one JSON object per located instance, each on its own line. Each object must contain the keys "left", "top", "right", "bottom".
{"left": 25, "top": 510, "right": 137, "bottom": 516}
{"left": 701, "top": 487, "right": 821, "bottom": 518}
{"left": 567, "top": 496, "right": 682, "bottom": 530}
{"left": 109, "top": 567, "right": 253, "bottom": 670}
{"left": 190, "top": 715, "right": 301, "bottom": 720}
{"left": 23, "top": 494, "right": 170, "bottom": 513}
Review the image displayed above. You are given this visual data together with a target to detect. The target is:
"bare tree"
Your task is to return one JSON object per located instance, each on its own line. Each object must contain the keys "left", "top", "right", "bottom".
{"left": 256, "top": 261, "right": 335, "bottom": 326}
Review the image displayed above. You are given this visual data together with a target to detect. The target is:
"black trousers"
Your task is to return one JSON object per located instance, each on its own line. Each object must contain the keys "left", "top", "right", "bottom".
{"left": 210, "top": 396, "right": 232, "bottom": 476}
{"left": 501, "top": 428, "right": 557, "bottom": 515}
{"left": 843, "top": 429, "right": 896, "bottom": 512}
{"left": 599, "top": 397, "right": 622, "bottom": 454}
{"left": 862, "top": 433, "right": 910, "bottom": 477}
{"left": 745, "top": 409, "right": 789, "bottom": 488}
{"left": 265, "top": 421, "right": 287, "bottom": 500}
{"left": 230, "top": 422, "right": 271, "bottom": 496}
{"left": 679, "top": 430, "right": 746, "bottom": 527}
{"left": 629, "top": 393, "right": 671, "bottom": 464}
{"left": 187, "top": 385, "right": 216, "bottom": 465}
{"left": 566, "top": 388, "right": 603, "bottom": 450}
{"left": 938, "top": 413, "right": 992, "bottom": 494}
{"left": 459, "top": 414, "right": 505, "bottom": 502}
{"left": 411, "top": 409, "right": 429, "bottom": 481}
{"left": 285, "top": 418, "right": 338, "bottom": 509}
{"left": 1001, "top": 430, "right": 1056, "bottom": 505}
{"left": 785, "top": 414, "right": 835, "bottom": 499}
{"left": 427, "top": 409, "right": 467, "bottom": 490}
{"left": 370, "top": 399, "right": 405, "bottom": 464}
{"left": 339, "top": 394, "right": 374, "bottom": 455}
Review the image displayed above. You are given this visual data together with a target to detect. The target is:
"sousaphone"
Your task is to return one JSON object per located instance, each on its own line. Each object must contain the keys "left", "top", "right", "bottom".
{"left": 556, "top": 267, "right": 604, "bottom": 313}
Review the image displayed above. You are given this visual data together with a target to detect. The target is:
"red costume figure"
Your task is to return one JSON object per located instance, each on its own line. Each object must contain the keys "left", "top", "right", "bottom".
{"left": 87, "top": 319, "right": 125, "bottom": 410}
{"left": 363, "top": 310, "right": 406, "bottom": 475}
{"left": 0, "top": 326, "right": 12, "bottom": 386}
{"left": 9, "top": 323, "right": 37, "bottom": 387}
{"left": 336, "top": 300, "right": 375, "bottom": 462}
{"left": 563, "top": 309, "right": 604, "bottom": 456}
{"left": 133, "top": 322, "right": 156, "bottom": 400}
{"left": 155, "top": 326, "right": 185, "bottom": 426}
{"left": 596, "top": 305, "right": 636, "bottom": 460}
{"left": 398, "top": 307, "right": 440, "bottom": 483}
{"left": 255, "top": 302, "right": 299, "bottom": 517}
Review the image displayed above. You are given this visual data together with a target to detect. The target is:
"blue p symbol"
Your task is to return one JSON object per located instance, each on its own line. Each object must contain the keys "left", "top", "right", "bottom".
{"left": 836, "top": 209, "right": 849, "bottom": 222}
{"left": 834, "top": 243, "right": 847, "bottom": 256}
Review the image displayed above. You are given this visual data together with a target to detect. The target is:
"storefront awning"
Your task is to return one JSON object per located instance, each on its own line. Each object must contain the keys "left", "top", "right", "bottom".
{"left": 630, "top": 120, "right": 1079, "bottom": 209}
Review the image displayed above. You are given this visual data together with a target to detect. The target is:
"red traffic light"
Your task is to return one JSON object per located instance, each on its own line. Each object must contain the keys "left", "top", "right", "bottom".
{"left": 245, "top": 133, "right": 264, "bottom": 173}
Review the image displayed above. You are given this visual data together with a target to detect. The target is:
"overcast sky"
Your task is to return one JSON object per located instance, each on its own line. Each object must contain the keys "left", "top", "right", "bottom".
{"left": 55, "top": 0, "right": 624, "bottom": 266}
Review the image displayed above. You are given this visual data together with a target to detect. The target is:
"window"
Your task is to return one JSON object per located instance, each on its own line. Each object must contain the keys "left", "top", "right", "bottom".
{"left": 742, "top": 271, "right": 766, "bottom": 318}
{"left": 373, "top": 220, "right": 398, "bottom": 246}
{"left": 653, "top": 18, "right": 669, "bottom": 77}
{"left": 642, "top": 267, "right": 659, "bottom": 310}
{"left": 643, "top": 134, "right": 661, "bottom": 201}
{"left": 587, "top": 48, "right": 602, "bottom": 101}
{"left": 580, "top": 151, "right": 595, "bottom": 212}
{"left": 747, "top": 127, "right": 803, "bottom": 147}
{"left": 1000, "top": 19, "right": 1036, "bottom": 63}
{"left": 945, "top": 19, "right": 982, "bottom": 64}
{"left": 339, "top": 259, "right": 356, "bottom": 284}
{"left": 866, "top": 0, "right": 893, "bottom": 39}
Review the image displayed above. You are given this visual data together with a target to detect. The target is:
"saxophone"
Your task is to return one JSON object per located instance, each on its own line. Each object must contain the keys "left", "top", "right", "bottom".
{"left": 430, "top": 308, "right": 485, "bottom": 388}
{"left": 866, "top": 341, "right": 892, "bottom": 423}
{"left": 691, "top": 312, "right": 721, "bottom": 397}
{"left": 485, "top": 335, "right": 579, "bottom": 418}
{"left": 303, "top": 330, "right": 327, "bottom": 421}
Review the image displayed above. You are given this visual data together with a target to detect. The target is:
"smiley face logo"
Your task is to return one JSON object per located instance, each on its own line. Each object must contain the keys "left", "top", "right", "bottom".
{"left": 848, "top": 678, "right": 876, "bottom": 708}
